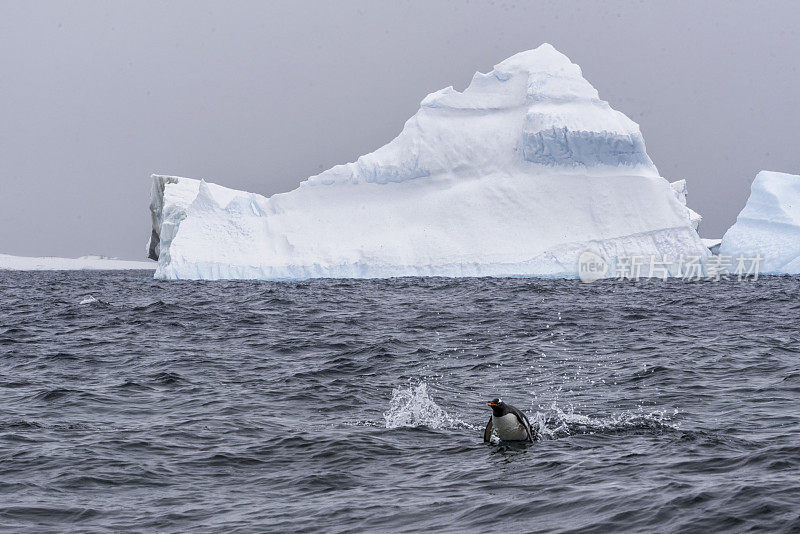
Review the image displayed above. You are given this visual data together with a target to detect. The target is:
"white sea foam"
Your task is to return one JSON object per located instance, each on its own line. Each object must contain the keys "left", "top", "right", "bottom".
{"left": 382, "top": 387, "right": 677, "bottom": 438}
{"left": 383, "top": 382, "right": 472, "bottom": 430}
{"left": 535, "top": 402, "right": 679, "bottom": 439}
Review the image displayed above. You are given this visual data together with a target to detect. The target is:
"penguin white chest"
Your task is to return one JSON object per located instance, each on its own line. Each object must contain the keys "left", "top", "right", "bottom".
{"left": 492, "top": 413, "right": 529, "bottom": 441}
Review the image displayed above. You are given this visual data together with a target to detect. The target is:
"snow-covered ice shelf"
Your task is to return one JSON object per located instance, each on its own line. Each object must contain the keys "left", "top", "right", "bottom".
{"left": 0, "top": 254, "right": 155, "bottom": 271}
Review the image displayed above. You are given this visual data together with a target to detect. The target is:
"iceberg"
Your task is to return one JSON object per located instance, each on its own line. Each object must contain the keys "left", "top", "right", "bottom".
{"left": 718, "top": 171, "right": 800, "bottom": 274}
{"left": 0, "top": 254, "right": 154, "bottom": 271}
{"left": 147, "top": 44, "right": 709, "bottom": 281}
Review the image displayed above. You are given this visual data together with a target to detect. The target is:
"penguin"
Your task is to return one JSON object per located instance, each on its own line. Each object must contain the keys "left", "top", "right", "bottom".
{"left": 483, "top": 398, "right": 534, "bottom": 443}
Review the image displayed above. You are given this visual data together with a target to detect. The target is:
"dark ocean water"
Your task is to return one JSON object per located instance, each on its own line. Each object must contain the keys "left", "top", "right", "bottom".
{"left": 1, "top": 270, "right": 799, "bottom": 533}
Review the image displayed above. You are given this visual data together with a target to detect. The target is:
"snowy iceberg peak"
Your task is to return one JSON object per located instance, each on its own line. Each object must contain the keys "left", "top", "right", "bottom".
{"left": 305, "top": 43, "right": 654, "bottom": 188}
{"left": 423, "top": 43, "right": 599, "bottom": 109}
{"left": 497, "top": 44, "right": 600, "bottom": 102}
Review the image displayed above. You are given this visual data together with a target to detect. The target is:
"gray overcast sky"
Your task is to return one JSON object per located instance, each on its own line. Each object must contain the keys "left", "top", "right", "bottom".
{"left": 1, "top": 0, "right": 798, "bottom": 260}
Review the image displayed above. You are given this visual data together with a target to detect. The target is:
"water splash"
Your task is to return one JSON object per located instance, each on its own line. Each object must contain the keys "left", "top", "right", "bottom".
{"left": 535, "top": 403, "right": 679, "bottom": 439}
{"left": 383, "top": 382, "right": 471, "bottom": 430}
{"left": 79, "top": 296, "right": 98, "bottom": 305}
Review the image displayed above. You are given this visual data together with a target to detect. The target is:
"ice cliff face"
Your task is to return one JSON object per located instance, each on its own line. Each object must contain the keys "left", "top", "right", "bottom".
{"left": 148, "top": 44, "right": 708, "bottom": 280}
{"left": 670, "top": 179, "right": 703, "bottom": 231}
{"left": 719, "top": 171, "right": 800, "bottom": 274}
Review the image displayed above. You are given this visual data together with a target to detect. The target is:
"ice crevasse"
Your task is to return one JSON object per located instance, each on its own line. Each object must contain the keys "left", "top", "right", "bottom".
{"left": 147, "top": 43, "right": 708, "bottom": 280}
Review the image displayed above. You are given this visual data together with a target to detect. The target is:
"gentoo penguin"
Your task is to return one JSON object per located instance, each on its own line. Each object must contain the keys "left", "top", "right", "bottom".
{"left": 483, "top": 398, "right": 534, "bottom": 443}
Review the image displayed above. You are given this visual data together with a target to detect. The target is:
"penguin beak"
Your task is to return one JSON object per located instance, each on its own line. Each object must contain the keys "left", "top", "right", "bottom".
{"left": 488, "top": 401, "right": 497, "bottom": 407}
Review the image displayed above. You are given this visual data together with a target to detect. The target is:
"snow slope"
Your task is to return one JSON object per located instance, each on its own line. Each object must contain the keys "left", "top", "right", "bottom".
{"left": 0, "top": 254, "right": 154, "bottom": 271}
{"left": 148, "top": 44, "right": 708, "bottom": 280}
{"left": 719, "top": 171, "right": 800, "bottom": 274}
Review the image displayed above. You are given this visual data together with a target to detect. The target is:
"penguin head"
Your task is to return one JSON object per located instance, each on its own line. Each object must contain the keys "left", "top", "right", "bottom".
{"left": 488, "top": 398, "right": 505, "bottom": 416}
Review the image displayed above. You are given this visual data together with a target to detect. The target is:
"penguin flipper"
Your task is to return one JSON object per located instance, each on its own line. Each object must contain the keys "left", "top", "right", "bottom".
{"left": 518, "top": 411, "right": 534, "bottom": 442}
{"left": 483, "top": 417, "right": 493, "bottom": 443}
